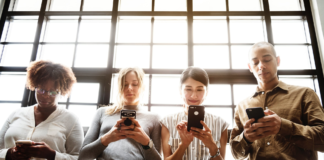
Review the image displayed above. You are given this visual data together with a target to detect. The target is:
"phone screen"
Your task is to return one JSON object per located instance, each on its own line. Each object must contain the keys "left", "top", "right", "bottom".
{"left": 187, "top": 105, "right": 205, "bottom": 132}
{"left": 246, "top": 107, "right": 265, "bottom": 123}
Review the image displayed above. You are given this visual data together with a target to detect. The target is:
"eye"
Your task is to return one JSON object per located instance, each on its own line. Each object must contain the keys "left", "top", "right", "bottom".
{"left": 186, "top": 89, "right": 192, "bottom": 91}
{"left": 132, "top": 84, "right": 138, "bottom": 86}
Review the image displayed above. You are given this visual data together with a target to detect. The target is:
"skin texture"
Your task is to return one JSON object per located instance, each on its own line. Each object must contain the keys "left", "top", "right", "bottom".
{"left": 161, "top": 77, "right": 227, "bottom": 160}
{"left": 101, "top": 71, "right": 150, "bottom": 147}
{"left": 244, "top": 46, "right": 282, "bottom": 143}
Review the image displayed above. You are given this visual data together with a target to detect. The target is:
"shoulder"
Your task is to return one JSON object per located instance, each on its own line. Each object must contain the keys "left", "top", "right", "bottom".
{"left": 161, "top": 111, "right": 183, "bottom": 122}
{"left": 138, "top": 111, "right": 161, "bottom": 121}
{"left": 205, "top": 112, "right": 227, "bottom": 124}
{"left": 59, "top": 107, "right": 80, "bottom": 122}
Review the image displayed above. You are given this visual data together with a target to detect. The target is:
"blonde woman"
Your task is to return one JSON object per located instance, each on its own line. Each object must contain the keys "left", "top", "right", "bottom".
{"left": 79, "top": 67, "right": 162, "bottom": 160}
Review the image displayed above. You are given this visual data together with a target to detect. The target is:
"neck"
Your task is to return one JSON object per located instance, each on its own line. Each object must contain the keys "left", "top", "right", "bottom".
{"left": 123, "top": 104, "right": 140, "bottom": 111}
{"left": 258, "top": 77, "right": 279, "bottom": 91}
{"left": 36, "top": 104, "right": 57, "bottom": 115}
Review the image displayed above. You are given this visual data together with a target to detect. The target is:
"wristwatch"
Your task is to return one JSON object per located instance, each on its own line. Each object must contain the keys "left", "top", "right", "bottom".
{"left": 142, "top": 139, "right": 153, "bottom": 150}
{"left": 209, "top": 148, "right": 220, "bottom": 159}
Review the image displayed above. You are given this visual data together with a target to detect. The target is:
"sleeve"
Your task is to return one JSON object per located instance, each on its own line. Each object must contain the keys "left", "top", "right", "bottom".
{"left": 54, "top": 115, "right": 84, "bottom": 160}
{"left": 278, "top": 88, "right": 324, "bottom": 151}
{"left": 0, "top": 111, "right": 18, "bottom": 159}
{"left": 78, "top": 108, "right": 107, "bottom": 159}
{"left": 229, "top": 104, "right": 253, "bottom": 160}
{"left": 143, "top": 115, "right": 162, "bottom": 160}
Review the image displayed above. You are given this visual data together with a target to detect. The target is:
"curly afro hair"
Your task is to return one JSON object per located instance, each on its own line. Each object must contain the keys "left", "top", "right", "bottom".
{"left": 26, "top": 60, "right": 76, "bottom": 96}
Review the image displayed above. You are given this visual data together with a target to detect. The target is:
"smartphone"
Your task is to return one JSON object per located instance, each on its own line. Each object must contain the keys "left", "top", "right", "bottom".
{"left": 120, "top": 110, "right": 136, "bottom": 126}
{"left": 246, "top": 107, "right": 265, "bottom": 123}
{"left": 187, "top": 105, "right": 205, "bottom": 132}
{"left": 15, "top": 140, "right": 33, "bottom": 146}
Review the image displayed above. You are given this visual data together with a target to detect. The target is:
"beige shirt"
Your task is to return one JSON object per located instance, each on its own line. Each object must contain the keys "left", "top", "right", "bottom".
{"left": 230, "top": 81, "right": 324, "bottom": 160}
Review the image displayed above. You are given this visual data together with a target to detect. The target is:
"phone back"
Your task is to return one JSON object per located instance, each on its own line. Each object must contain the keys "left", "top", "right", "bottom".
{"left": 187, "top": 105, "right": 205, "bottom": 132}
{"left": 246, "top": 107, "right": 265, "bottom": 123}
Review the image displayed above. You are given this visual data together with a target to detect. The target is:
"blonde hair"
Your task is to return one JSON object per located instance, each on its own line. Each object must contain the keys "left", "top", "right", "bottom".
{"left": 105, "top": 67, "right": 145, "bottom": 115}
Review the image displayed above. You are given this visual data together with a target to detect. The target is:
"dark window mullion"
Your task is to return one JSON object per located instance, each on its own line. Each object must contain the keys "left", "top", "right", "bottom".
{"left": 262, "top": 0, "right": 274, "bottom": 44}
{"left": 226, "top": 0, "right": 232, "bottom": 70}
{"left": 148, "top": 16, "right": 154, "bottom": 111}
{"left": 71, "top": 0, "right": 84, "bottom": 68}
{"left": 0, "top": 0, "right": 11, "bottom": 41}
{"left": 187, "top": 0, "right": 193, "bottom": 66}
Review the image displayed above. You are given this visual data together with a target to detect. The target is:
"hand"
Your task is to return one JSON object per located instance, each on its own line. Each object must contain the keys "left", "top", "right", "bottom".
{"left": 190, "top": 121, "right": 217, "bottom": 150}
{"left": 121, "top": 118, "right": 150, "bottom": 146}
{"left": 176, "top": 120, "right": 193, "bottom": 147}
{"left": 101, "top": 118, "right": 131, "bottom": 146}
{"left": 6, "top": 146, "right": 30, "bottom": 160}
{"left": 20, "top": 142, "right": 55, "bottom": 160}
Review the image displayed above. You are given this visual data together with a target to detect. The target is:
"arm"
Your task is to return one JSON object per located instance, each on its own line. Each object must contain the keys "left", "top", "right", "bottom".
{"left": 0, "top": 118, "right": 10, "bottom": 159}
{"left": 212, "top": 129, "right": 227, "bottom": 160}
{"left": 142, "top": 117, "right": 162, "bottom": 160}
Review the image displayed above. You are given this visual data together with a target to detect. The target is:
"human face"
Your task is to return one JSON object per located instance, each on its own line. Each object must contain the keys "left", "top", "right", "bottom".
{"left": 248, "top": 46, "right": 280, "bottom": 84}
{"left": 123, "top": 71, "right": 141, "bottom": 105}
{"left": 35, "top": 80, "right": 59, "bottom": 108}
{"left": 180, "top": 77, "right": 207, "bottom": 108}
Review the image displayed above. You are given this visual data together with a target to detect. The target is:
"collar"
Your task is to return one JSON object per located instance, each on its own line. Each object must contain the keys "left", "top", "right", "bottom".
{"left": 250, "top": 81, "right": 289, "bottom": 98}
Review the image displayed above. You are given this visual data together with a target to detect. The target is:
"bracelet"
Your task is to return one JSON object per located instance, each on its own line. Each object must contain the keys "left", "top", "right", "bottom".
{"left": 209, "top": 148, "right": 220, "bottom": 159}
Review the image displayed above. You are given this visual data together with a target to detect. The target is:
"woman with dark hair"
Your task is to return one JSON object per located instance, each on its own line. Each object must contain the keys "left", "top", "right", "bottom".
{"left": 161, "top": 66, "right": 229, "bottom": 160}
{"left": 0, "top": 60, "right": 83, "bottom": 160}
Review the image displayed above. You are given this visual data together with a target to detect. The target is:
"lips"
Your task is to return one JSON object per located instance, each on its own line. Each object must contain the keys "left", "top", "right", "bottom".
{"left": 188, "top": 100, "right": 199, "bottom": 103}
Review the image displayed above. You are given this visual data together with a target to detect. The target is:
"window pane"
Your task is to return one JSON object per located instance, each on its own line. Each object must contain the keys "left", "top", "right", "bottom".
{"left": 230, "top": 17, "right": 266, "bottom": 43}
{"left": 114, "top": 45, "right": 150, "bottom": 68}
{"left": 0, "top": 103, "right": 21, "bottom": 126}
{"left": 155, "top": 0, "right": 186, "bottom": 11}
{"left": 74, "top": 45, "right": 109, "bottom": 68}
{"left": 37, "top": 44, "right": 75, "bottom": 67}
{"left": 152, "top": 45, "right": 187, "bottom": 69}
{"left": 203, "top": 85, "right": 232, "bottom": 105}
{"left": 272, "top": 18, "right": 309, "bottom": 43}
{"left": 49, "top": 0, "right": 81, "bottom": 11}
{"left": 153, "top": 18, "right": 187, "bottom": 43}
{"left": 119, "top": 0, "right": 152, "bottom": 11}
{"left": 193, "top": 18, "right": 228, "bottom": 43}
{"left": 276, "top": 45, "right": 312, "bottom": 70}
{"left": 229, "top": 0, "right": 262, "bottom": 11}
{"left": 68, "top": 105, "right": 97, "bottom": 127}
{"left": 1, "top": 19, "right": 38, "bottom": 42}
{"left": 233, "top": 85, "right": 257, "bottom": 105}
{"left": 205, "top": 107, "right": 233, "bottom": 129}
{"left": 0, "top": 45, "right": 33, "bottom": 67}
{"left": 279, "top": 76, "right": 315, "bottom": 90}
{"left": 0, "top": 74, "right": 26, "bottom": 101}
{"left": 269, "top": 0, "right": 302, "bottom": 11}
{"left": 117, "top": 18, "right": 151, "bottom": 43}
{"left": 70, "top": 83, "right": 100, "bottom": 103}
{"left": 11, "top": 0, "right": 42, "bottom": 11}
{"left": 193, "top": 0, "right": 226, "bottom": 11}
{"left": 150, "top": 106, "right": 183, "bottom": 119}
{"left": 151, "top": 75, "right": 182, "bottom": 104}
{"left": 43, "top": 20, "right": 78, "bottom": 42}
{"left": 231, "top": 45, "right": 250, "bottom": 69}
{"left": 78, "top": 20, "right": 111, "bottom": 42}
{"left": 83, "top": 0, "right": 113, "bottom": 11}
{"left": 194, "top": 45, "right": 229, "bottom": 69}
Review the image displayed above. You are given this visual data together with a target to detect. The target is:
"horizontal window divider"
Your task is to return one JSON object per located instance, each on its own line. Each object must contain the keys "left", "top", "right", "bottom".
{"left": 148, "top": 104, "right": 183, "bottom": 106}
{"left": 193, "top": 43, "right": 230, "bottom": 45}
{"left": 278, "top": 70, "right": 317, "bottom": 75}
{"left": 0, "top": 42, "right": 34, "bottom": 44}
{"left": 39, "top": 42, "right": 110, "bottom": 44}
{"left": 7, "top": 11, "right": 40, "bottom": 16}
{"left": 116, "top": 43, "right": 188, "bottom": 45}
{"left": 148, "top": 104, "right": 234, "bottom": 108}
{"left": 74, "top": 76, "right": 106, "bottom": 82}
{"left": 273, "top": 43, "right": 311, "bottom": 45}
{"left": 193, "top": 11, "right": 264, "bottom": 16}
{"left": 118, "top": 11, "right": 188, "bottom": 16}
{"left": 0, "top": 101, "right": 21, "bottom": 103}
{"left": 45, "top": 11, "right": 113, "bottom": 16}
{"left": 270, "top": 11, "right": 306, "bottom": 16}
{"left": 72, "top": 68, "right": 108, "bottom": 76}
{"left": 58, "top": 102, "right": 98, "bottom": 105}
{"left": 0, "top": 66, "right": 27, "bottom": 72}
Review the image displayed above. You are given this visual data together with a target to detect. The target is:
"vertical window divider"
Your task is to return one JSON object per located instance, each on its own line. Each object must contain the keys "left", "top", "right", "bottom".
{"left": 187, "top": 0, "right": 193, "bottom": 66}
{"left": 0, "top": 0, "right": 11, "bottom": 41}
{"left": 149, "top": 16, "right": 154, "bottom": 111}
{"left": 262, "top": 0, "right": 274, "bottom": 44}
{"left": 226, "top": 0, "right": 232, "bottom": 69}
{"left": 71, "top": 0, "right": 84, "bottom": 68}
{"left": 230, "top": 84, "right": 235, "bottom": 128}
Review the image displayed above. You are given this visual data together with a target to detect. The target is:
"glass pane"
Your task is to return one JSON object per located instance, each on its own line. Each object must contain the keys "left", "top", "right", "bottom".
{"left": 226, "top": 144, "right": 235, "bottom": 160}
{"left": 0, "top": 45, "right": 33, "bottom": 67}
{"left": 276, "top": 45, "right": 312, "bottom": 70}
{"left": 114, "top": 45, "right": 150, "bottom": 68}
{"left": 68, "top": 105, "right": 97, "bottom": 127}
{"left": 152, "top": 45, "right": 187, "bottom": 69}
{"left": 83, "top": 0, "right": 113, "bottom": 11}
{"left": 279, "top": 76, "right": 315, "bottom": 90}
{"left": 0, "top": 103, "right": 21, "bottom": 126}
{"left": 43, "top": 20, "right": 78, "bottom": 42}
{"left": 193, "top": 0, "right": 226, "bottom": 11}
{"left": 194, "top": 45, "right": 229, "bottom": 69}
{"left": 11, "top": 0, "right": 42, "bottom": 11}
{"left": 110, "top": 74, "right": 149, "bottom": 104}
{"left": 117, "top": 18, "right": 151, "bottom": 43}
{"left": 74, "top": 45, "right": 109, "bottom": 68}
{"left": 155, "top": 0, "right": 186, "bottom": 11}
{"left": 119, "top": 0, "right": 152, "bottom": 11}
{"left": 153, "top": 18, "right": 187, "bottom": 43}
{"left": 69, "top": 83, "right": 100, "bottom": 103}
{"left": 230, "top": 18, "right": 266, "bottom": 43}
{"left": 1, "top": 19, "right": 38, "bottom": 42}
{"left": 269, "top": 0, "right": 302, "bottom": 11}
{"left": 205, "top": 107, "right": 233, "bottom": 129}
{"left": 78, "top": 20, "right": 111, "bottom": 42}
{"left": 229, "top": 0, "right": 262, "bottom": 11}
{"left": 49, "top": 0, "right": 81, "bottom": 11}
{"left": 231, "top": 45, "right": 250, "bottom": 69}
{"left": 38, "top": 44, "right": 75, "bottom": 67}
{"left": 151, "top": 75, "right": 182, "bottom": 104}
{"left": 203, "top": 85, "right": 232, "bottom": 105}
{"left": 272, "top": 19, "right": 308, "bottom": 43}
{"left": 0, "top": 74, "right": 26, "bottom": 101}
{"left": 150, "top": 106, "right": 184, "bottom": 119}
{"left": 193, "top": 19, "right": 228, "bottom": 43}
{"left": 233, "top": 84, "right": 257, "bottom": 105}
{"left": 319, "top": 152, "right": 324, "bottom": 160}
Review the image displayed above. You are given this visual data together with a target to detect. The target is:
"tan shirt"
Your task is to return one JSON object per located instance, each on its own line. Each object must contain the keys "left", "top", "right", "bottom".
{"left": 230, "top": 81, "right": 324, "bottom": 160}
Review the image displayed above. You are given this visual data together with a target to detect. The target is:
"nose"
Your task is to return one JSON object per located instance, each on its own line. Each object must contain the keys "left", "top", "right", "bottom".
{"left": 127, "top": 84, "right": 133, "bottom": 91}
{"left": 191, "top": 91, "right": 198, "bottom": 99}
{"left": 258, "top": 61, "right": 265, "bottom": 70}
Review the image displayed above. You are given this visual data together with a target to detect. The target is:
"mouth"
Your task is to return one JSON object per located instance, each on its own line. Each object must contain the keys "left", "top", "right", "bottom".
{"left": 258, "top": 72, "right": 269, "bottom": 76}
{"left": 38, "top": 101, "right": 49, "bottom": 105}
{"left": 188, "top": 100, "right": 199, "bottom": 104}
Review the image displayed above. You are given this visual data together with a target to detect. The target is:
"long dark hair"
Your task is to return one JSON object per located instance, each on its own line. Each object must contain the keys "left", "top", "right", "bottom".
{"left": 180, "top": 66, "right": 209, "bottom": 89}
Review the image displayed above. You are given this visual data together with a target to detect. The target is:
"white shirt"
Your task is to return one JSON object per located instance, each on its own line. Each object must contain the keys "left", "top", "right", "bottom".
{"left": 0, "top": 105, "right": 84, "bottom": 160}
{"left": 161, "top": 111, "right": 229, "bottom": 160}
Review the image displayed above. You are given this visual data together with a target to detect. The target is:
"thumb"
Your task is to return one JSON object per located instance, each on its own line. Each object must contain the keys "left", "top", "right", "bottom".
{"left": 264, "top": 109, "right": 275, "bottom": 116}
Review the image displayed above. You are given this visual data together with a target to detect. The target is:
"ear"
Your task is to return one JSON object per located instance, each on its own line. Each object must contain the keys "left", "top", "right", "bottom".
{"left": 248, "top": 63, "right": 253, "bottom": 73}
{"left": 276, "top": 56, "right": 280, "bottom": 67}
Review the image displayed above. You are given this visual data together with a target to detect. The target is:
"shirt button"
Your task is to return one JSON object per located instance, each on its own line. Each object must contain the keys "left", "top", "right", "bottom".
{"left": 267, "top": 142, "right": 270, "bottom": 145}
{"left": 192, "top": 147, "right": 195, "bottom": 150}
{"left": 265, "top": 107, "right": 268, "bottom": 110}
{"left": 262, "top": 92, "right": 264, "bottom": 94}
{"left": 242, "top": 151, "right": 245, "bottom": 154}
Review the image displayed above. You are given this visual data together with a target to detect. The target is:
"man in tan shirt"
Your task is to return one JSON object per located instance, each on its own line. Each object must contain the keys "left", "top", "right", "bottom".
{"left": 230, "top": 42, "right": 324, "bottom": 160}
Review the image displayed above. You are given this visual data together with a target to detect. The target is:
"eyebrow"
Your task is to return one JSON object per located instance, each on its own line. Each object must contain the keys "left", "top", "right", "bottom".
{"left": 185, "top": 86, "right": 204, "bottom": 88}
{"left": 251, "top": 54, "right": 272, "bottom": 60}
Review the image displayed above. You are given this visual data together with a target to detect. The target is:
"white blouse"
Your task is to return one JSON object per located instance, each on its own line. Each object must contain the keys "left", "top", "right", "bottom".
{"left": 161, "top": 111, "right": 229, "bottom": 160}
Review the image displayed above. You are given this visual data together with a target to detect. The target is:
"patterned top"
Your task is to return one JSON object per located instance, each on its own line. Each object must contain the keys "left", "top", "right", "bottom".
{"left": 161, "top": 111, "right": 229, "bottom": 160}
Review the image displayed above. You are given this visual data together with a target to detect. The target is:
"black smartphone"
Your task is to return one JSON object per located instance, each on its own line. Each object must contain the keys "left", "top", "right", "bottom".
{"left": 187, "top": 105, "right": 205, "bottom": 132}
{"left": 120, "top": 110, "right": 136, "bottom": 126}
{"left": 246, "top": 107, "right": 265, "bottom": 123}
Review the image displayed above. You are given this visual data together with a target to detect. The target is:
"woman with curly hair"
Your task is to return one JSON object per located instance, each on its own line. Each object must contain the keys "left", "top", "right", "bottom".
{"left": 0, "top": 60, "right": 84, "bottom": 160}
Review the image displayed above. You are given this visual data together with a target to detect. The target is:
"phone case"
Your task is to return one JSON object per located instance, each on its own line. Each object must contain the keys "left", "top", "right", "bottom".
{"left": 16, "top": 140, "right": 33, "bottom": 145}
{"left": 246, "top": 107, "right": 265, "bottom": 123}
{"left": 187, "top": 105, "right": 205, "bottom": 132}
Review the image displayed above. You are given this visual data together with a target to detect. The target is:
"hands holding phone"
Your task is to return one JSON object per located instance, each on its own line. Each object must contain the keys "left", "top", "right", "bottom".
{"left": 7, "top": 141, "right": 56, "bottom": 160}
{"left": 176, "top": 120, "right": 194, "bottom": 147}
{"left": 190, "top": 121, "right": 217, "bottom": 150}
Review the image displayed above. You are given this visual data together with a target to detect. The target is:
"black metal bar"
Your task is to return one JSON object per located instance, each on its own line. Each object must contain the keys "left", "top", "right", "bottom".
{"left": 0, "top": 100, "right": 21, "bottom": 103}
{"left": 58, "top": 102, "right": 99, "bottom": 105}
{"left": 0, "top": 0, "right": 10, "bottom": 40}
{"left": 44, "top": 11, "right": 113, "bottom": 16}
{"left": 262, "top": 0, "right": 274, "bottom": 44}
{"left": 270, "top": 11, "right": 306, "bottom": 16}
{"left": 226, "top": 0, "right": 232, "bottom": 69}
{"left": 303, "top": 0, "right": 324, "bottom": 107}
{"left": 187, "top": 0, "right": 193, "bottom": 66}
{"left": 7, "top": 11, "right": 40, "bottom": 15}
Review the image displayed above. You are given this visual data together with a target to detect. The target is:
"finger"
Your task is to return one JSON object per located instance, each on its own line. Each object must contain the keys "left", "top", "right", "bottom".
{"left": 130, "top": 118, "right": 141, "bottom": 128}
{"left": 200, "top": 120, "right": 210, "bottom": 131}
{"left": 115, "top": 119, "right": 125, "bottom": 127}
{"left": 190, "top": 127, "right": 204, "bottom": 133}
{"left": 121, "top": 130, "right": 136, "bottom": 135}
{"left": 32, "top": 142, "right": 45, "bottom": 145}
{"left": 264, "top": 109, "right": 276, "bottom": 116}
{"left": 244, "top": 118, "right": 255, "bottom": 129}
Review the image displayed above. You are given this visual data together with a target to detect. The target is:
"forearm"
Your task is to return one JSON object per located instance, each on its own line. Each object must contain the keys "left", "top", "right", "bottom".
{"left": 164, "top": 143, "right": 188, "bottom": 160}
{"left": 209, "top": 145, "right": 223, "bottom": 160}
{"left": 79, "top": 138, "right": 107, "bottom": 159}
{"left": 143, "top": 145, "right": 162, "bottom": 160}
